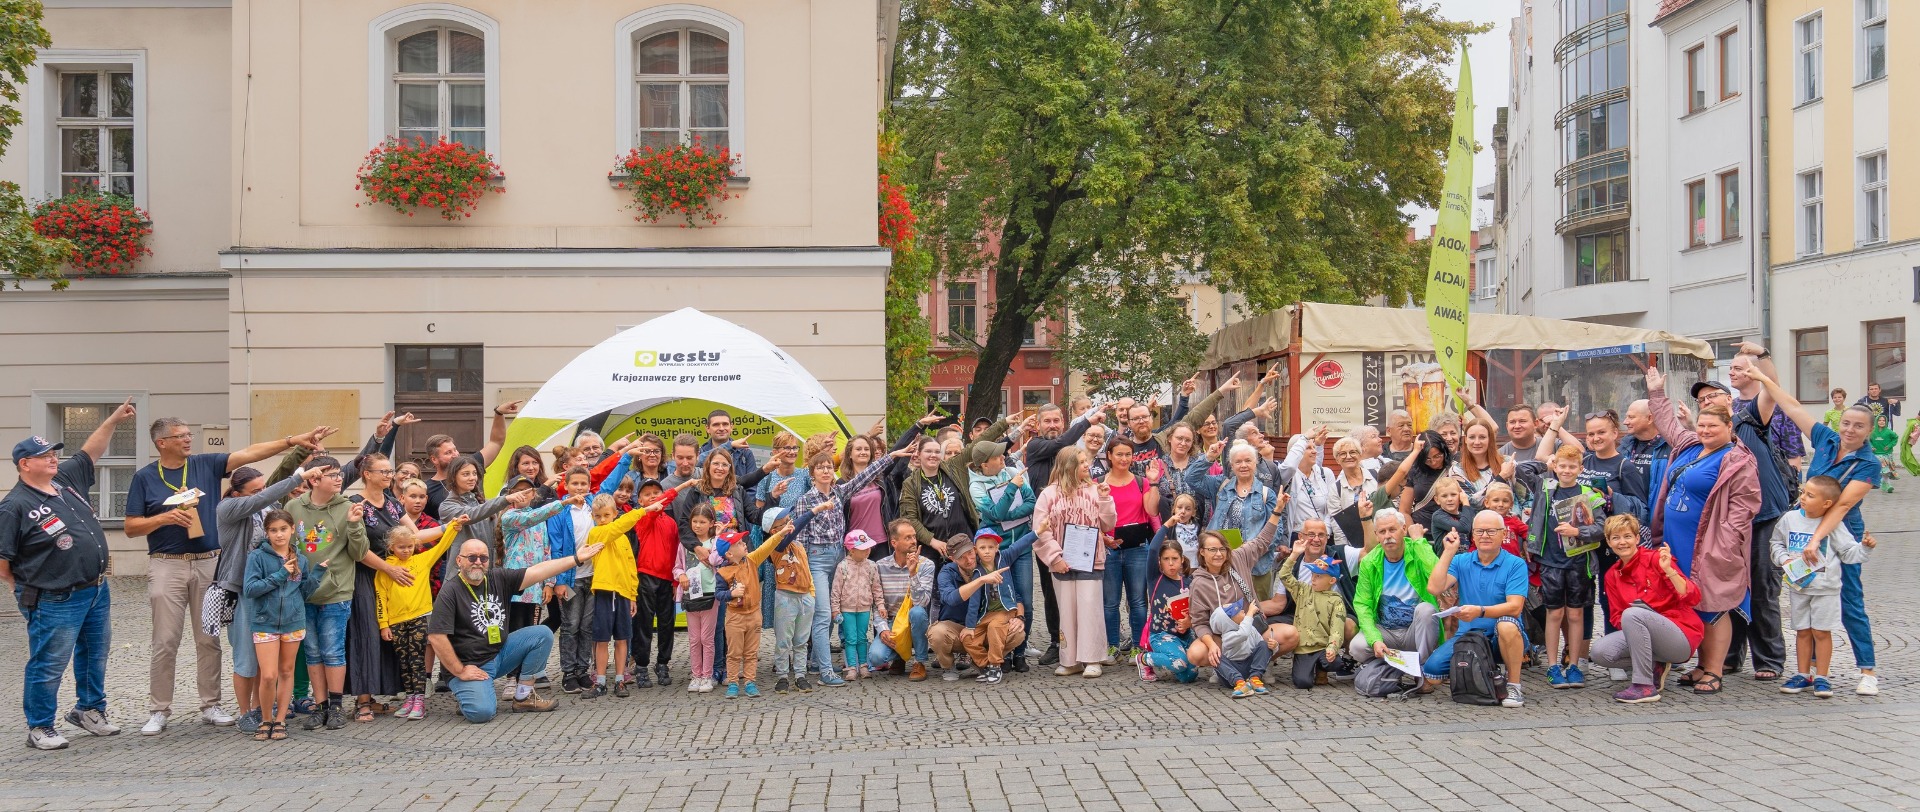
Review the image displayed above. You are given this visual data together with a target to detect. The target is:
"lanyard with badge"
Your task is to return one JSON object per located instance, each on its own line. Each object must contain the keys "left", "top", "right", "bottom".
{"left": 464, "top": 575, "right": 502, "bottom": 645}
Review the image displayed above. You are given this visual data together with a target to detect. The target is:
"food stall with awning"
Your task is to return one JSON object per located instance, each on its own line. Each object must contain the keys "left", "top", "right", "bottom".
{"left": 1192, "top": 302, "right": 1717, "bottom": 437}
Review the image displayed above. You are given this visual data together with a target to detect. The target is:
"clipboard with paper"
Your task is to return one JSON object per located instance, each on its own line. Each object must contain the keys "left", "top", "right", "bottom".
{"left": 1062, "top": 523, "right": 1099, "bottom": 572}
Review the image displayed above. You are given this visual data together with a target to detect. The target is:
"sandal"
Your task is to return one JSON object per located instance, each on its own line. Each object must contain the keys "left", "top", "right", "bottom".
{"left": 269, "top": 722, "right": 288, "bottom": 740}
{"left": 354, "top": 701, "right": 374, "bottom": 723}
{"left": 1677, "top": 669, "right": 1705, "bottom": 686}
{"left": 1752, "top": 669, "right": 1780, "bottom": 681}
{"left": 254, "top": 722, "right": 270, "bottom": 742}
{"left": 1691, "top": 673, "right": 1724, "bottom": 694}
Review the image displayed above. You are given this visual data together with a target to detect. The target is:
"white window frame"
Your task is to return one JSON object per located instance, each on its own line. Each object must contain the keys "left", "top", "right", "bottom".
{"left": 1860, "top": 152, "right": 1889, "bottom": 246}
{"left": 614, "top": 5, "right": 747, "bottom": 173}
{"left": 1796, "top": 13, "right": 1823, "bottom": 105}
{"left": 1858, "top": 0, "right": 1887, "bottom": 84}
{"left": 29, "top": 390, "right": 151, "bottom": 524}
{"left": 1798, "top": 169, "right": 1824, "bottom": 257}
{"left": 367, "top": 5, "right": 502, "bottom": 159}
{"left": 23, "top": 50, "right": 147, "bottom": 209}
{"left": 1685, "top": 178, "right": 1708, "bottom": 247}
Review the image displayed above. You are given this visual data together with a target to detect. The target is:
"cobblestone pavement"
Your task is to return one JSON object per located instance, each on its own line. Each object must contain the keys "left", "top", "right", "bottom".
{"left": 4, "top": 492, "right": 1920, "bottom": 812}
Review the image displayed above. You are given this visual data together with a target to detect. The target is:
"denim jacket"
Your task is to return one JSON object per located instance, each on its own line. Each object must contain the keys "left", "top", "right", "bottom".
{"left": 244, "top": 544, "right": 320, "bottom": 634}
{"left": 1188, "top": 467, "right": 1282, "bottom": 576}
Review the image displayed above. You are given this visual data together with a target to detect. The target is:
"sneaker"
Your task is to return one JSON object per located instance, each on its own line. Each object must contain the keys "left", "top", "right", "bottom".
{"left": 433, "top": 676, "right": 451, "bottom": 693}
{"left": 1038, "top": 646, "right": 1060, "bottom": 666}
{"left": 1083, "top": 664, "right": 1102, "bottom": 678}
{"left": 1780, "top": 674, "right": 1812, "bottom": 694}
{"left": 955, "top": 654, "right": 974, "bottom": 671}
{"left": 27, "top": 727, "right": 69, "bottom": 750}
{"left": 1104, "top": 646, "right": 1120, "bottom": 666}
{"left": 795, "top": 676, "right": 813, "bottom": 692}
{"left": 324, "top": 705, "right": 348, "bottom": 730}
{"left": 688, "top": 677, "right": 702, "bottom": 693}
{"left": 816, "top": 670, "right": 845, "bottom": 687}
{"left": 743, "top": 682, "right": 762, "bottom": 698}
{"left": 561, "top": 675, "right": 581, "bottom": 694}
{"left": 299, "top": 710, "right": 326, "bottom": 731}
{"left": 512, "top": 690, "right": 557, "bottom": 713}
{"left": 941, "top": 668, "right": 960, "bottom": 682}
{"left": 613, "top": 679, "right": 631, "bottom": 699}
{"left": 1564, "top": 664, "right": 1586, "bottom": 688}
{"left": 1209, "top": 673, "right": 1221, "bottom": 685}
{"left": 1330, "top": 656, "right": 1358, "bottom": 683}
{"left": 1502, "top": 683, "right": 1525, "bottom": 708}
{"left": 140, "top": 712, "right": 167, "bottom": 736}
{"left": 532, "top": 675, "right": 551, "bottom": 690}
{"left": 1231, "top": 680, "right": 1252, "bottom": 699}
{"left": 908, "top": 662, "right": 929, "bottom": 682}
{"left": 1608, "top": 667, "right": 1630, "bottom": 683}
{"left": 586, "top": 681, "right": 607, "bottom": 699}
{"left": 1612, "top": 684, "right": 1661, "bottom": 704}
{"left": 1857, "top": 674, "right": 1880, "bottom": 696}
{"left": 1138, "top": 654, "right": 1156, "bottom": 683}
{"left": 632, "top": 671, "right": 652, "bottom": 690}
{"left": 66, "top": 707, "right": 121, "bottom": 737}
{"left": 1547, "top": 664, "right": 1568, "bottom": 689}
{"left": 1248, "top": 676, "right": 1268, "bottom": 695}
{"left": 291, "top": 697, "right": 318, "bottom": 715}
{"left": 655, "top": 664, "right": 673, "bottom": 687}
{"left": 1653, "top": 662, "right": 1670, "bottom": 686}
{"left": 699, "top": 678, "right": 716, "bottom": 694}
{"left": 1053, "top": 664, "right": 1085, "bottom": 676}
{"left": 235, "top": 708, "right": 262, "bottom": 734}
{"left": 980, "top": 666, "right": 1004, "bottom": 684}
{"left": 1009, "top": 657, "right": 1030, "bottom": 673}
{"left": 725, "top": 683, "right": 740, "bottom": 699}
{"left": 406, "top": 695, "right": 426, "bottom": 721}
{"left": 201, "top": 707, "right": 235, "bottom": 727}
{"left": 774, "top": 677, "right": 791, "bottom": 694}
{"left": 1813, "top": 677, "right": 1834, "bottom": 698}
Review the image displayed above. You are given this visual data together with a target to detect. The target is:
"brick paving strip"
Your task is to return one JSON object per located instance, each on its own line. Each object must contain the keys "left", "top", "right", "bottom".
{"left": 2, "top": 497, "right": 1919, "bottom": 810}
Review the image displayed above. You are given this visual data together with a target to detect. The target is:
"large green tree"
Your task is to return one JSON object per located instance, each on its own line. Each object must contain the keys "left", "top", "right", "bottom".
{"left": 0, "top": 0, "right": 68, "bottom": 289}
{"left": 892, "top": 0, "right": 1477, "bottom": 423}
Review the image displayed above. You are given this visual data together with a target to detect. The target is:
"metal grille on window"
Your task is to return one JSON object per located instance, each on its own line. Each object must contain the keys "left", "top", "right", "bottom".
{"left": 635, "top": 28, "right": 729, "bottom": 151}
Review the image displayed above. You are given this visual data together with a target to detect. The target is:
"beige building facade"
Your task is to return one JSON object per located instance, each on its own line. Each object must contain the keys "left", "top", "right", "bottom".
{"left": 0, "top": 0, "right": 887, "bottom": 570}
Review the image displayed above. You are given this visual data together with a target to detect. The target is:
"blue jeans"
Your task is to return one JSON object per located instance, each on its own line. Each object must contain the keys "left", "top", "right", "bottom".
{"left": 1005, "top": 534, "right": 1035, "bottom": 656}
{"left": 1102, "top": 545, "right": 1149, "bottom": 648}
{"left": 1213, "top": 638, "right": 1272, "bottom": 687}
{"left": 228, "top": 591, "right": 257, "bottom": 679}
{"left": 759, "top": 560, "right": 775, "bottom": 628}
{"left": 1841, "top": 562, "right": 1875, "bottom": 669}
{"left": 806, "top": 544, "right": 843, "bottom": 674}
{"left": 19, "top": 582, "right": 111, "bottom": 729}
{"left": 1145, "top": 632, "right": 1198, "bottom": 683}
{"left": 300, "top": 600, "right": 351, "bottom": 667}
{"left": 866, "top": 606, "right": 930, "bottom": 668}
{"left": 773, "top": 590, "right": 814, "bottom": 677}
{"left": 448, "top": 625, "right": 555, "bottom": 723}
{"left": 1422, "top": 616, "right": 1525, "bottom": 678}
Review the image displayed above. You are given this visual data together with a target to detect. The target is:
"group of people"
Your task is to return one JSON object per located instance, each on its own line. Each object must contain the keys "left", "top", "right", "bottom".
{"left": 1, "top": 338, "right": 1892, "bottom": 750}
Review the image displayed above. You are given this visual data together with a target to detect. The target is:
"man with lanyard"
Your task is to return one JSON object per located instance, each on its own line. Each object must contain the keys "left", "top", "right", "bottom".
{"left": 1617, "top": 399, "right": 1669, "bottom": 532}
{"left": 1689, "top": 348, "right": 1793, "bottom": 683}
{"left": 695, "top": 409, "right": 760, "bottom": 474}
{"left": 122, "top": 417, "right": 330, "bottom": 736}
{"left": 1746, "top": 363, "right": 1884, "bottom": 696}
{"left": 1, "top": 400, "right": 137, "bottom": 750}
{"left": 421, "top": 401, "right": 517, "bottom": 520}
{"left": 430, "top": 538, "right": 600, "bottom": 722}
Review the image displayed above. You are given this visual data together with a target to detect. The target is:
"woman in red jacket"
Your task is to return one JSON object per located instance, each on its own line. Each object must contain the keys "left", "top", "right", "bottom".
{"left": 1591, "top": 514, "right": 1703, "bottom": 704}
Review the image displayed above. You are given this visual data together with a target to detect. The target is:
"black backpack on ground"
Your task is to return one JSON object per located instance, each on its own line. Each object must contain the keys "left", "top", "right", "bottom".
{"left": 1449, "top": 630, "right": 1506, "bottom": 706}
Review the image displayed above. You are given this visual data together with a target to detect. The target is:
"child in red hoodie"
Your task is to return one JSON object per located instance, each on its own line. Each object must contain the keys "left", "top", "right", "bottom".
{"left": 627, "top": 479, "right": 682, "bottom": 688}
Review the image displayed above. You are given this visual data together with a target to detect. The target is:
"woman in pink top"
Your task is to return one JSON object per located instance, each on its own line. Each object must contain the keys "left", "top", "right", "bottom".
{"left": 1102, "top": 437, "right": 1161, "bottom": 660}
{"left": 1033, "top": 446, "right": 1118, "bottom": 676}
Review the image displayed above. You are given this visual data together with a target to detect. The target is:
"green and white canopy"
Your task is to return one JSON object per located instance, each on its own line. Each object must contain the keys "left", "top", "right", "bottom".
{"left": 485, "top": 308, "right": 854, "bottom": 494}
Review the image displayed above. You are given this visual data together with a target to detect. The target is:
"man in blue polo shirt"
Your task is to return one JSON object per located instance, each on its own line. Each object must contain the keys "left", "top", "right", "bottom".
{"left": 122, "top": 418, "right": 330, "bottom": 736}
{"left": 1421, "top": 510, "right": 1530, "bottom": 708}
{"left": 0, "top": 399, "right": 138, "bottom": 750}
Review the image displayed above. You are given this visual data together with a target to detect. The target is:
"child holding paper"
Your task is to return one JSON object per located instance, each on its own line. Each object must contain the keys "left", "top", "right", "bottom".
{"left": 1770, "top": 476, "right": 1873, "bottom": 698}
{"left": 1140, "top": 538, "right": 1196, "bottom": 683}
{"left": 1528, "top": 445, "right": 1605, "bottom": 689}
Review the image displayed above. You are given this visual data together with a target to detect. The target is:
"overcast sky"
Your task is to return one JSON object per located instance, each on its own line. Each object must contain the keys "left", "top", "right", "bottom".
{"left": 1408, "top": 0, "right": 1517, "bottom": 231}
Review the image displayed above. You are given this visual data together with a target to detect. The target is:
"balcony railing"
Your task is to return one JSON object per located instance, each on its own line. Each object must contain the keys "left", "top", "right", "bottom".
{"left": 1555, "top": 200, "right": 1630, "bottom": 235}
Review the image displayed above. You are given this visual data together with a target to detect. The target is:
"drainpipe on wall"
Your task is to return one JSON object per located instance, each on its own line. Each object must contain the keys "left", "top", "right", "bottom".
{"left": 1756, "top": 0, "right": 1772, "bottom": 347}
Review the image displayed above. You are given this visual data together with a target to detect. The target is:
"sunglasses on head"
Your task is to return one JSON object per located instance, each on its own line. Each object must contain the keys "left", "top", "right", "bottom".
{"left": 1584, "top": 409, "right": 1618, "bottom": 421}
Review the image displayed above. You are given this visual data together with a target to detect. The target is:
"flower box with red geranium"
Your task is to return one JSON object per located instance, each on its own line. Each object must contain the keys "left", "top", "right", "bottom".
{"left": 356, "top": 137, "right": 502, "bottom": 221}
{"left": 30, "top": 191, "right": 153, "bottom": 276}
{"left": 612, "top": 139, "right": 739, "bottom": 227}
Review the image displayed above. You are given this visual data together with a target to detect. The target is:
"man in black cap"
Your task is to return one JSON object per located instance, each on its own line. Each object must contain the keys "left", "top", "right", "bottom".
{"left": 0, "top": 399, "right": 138, "bottom": 750}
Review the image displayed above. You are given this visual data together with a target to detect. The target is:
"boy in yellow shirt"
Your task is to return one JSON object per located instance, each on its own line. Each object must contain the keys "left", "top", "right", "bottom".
{"left": 585, "top": 492, "right": 673, "bottom": 698}
{"left": 376, "top": 515, "right": 465, "bottom": 720}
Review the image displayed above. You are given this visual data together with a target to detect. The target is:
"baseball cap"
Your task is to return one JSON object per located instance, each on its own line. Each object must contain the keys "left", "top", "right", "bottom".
{"left": 503, "top": 474, "right": 538, "bottom": 492}
{"left": 844, "top": 529, "right": 880, "bottom": 551}
{"left": 1304, "top": 555, "right": 1340, "bottom": 577}
{"left": 1690, "top": 380, "right": 1734, "bottom": 400}
{"left": 12, "top": 436, "right": 63, "bottom": 465}
{"left": 716, "top": 529, "right": 748, "bottom": 557}
{"left": 968, "top": 441, "right": 1007, "bottom": 468}
{"left": 761, "top": 507, "right": 788, "bottom": 533}
{"left": 973, "top": 527, "right": 1004, "bottom": 547}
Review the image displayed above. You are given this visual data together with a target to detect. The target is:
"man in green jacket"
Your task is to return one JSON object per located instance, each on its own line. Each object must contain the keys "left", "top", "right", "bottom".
{"left": 1348, "top": 507, "right": 1442, "bottom": 668}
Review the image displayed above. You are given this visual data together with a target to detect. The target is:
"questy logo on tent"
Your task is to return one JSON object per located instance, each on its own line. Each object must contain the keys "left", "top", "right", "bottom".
{"left": 634, "top": 349, "right": 724, "bottom": 367}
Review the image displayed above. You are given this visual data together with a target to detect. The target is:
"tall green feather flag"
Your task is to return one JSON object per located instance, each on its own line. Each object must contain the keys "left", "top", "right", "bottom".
{"left": 1425, "top": 47, "right": 1474, "bottom": 405}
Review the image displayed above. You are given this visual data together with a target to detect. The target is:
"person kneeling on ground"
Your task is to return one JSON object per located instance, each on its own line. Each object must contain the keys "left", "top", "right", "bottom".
{"left": 1589, "top": 514, "right": 1702, "bottom": 704}
{"left": 1420, "top": 510, "right": 1530, "bottom": 707}
{"left": 428, "top": 538, "right": 605, "bottom": 722}
{"left": 956, "top": 528, "right": 1034, "bottom": 683}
